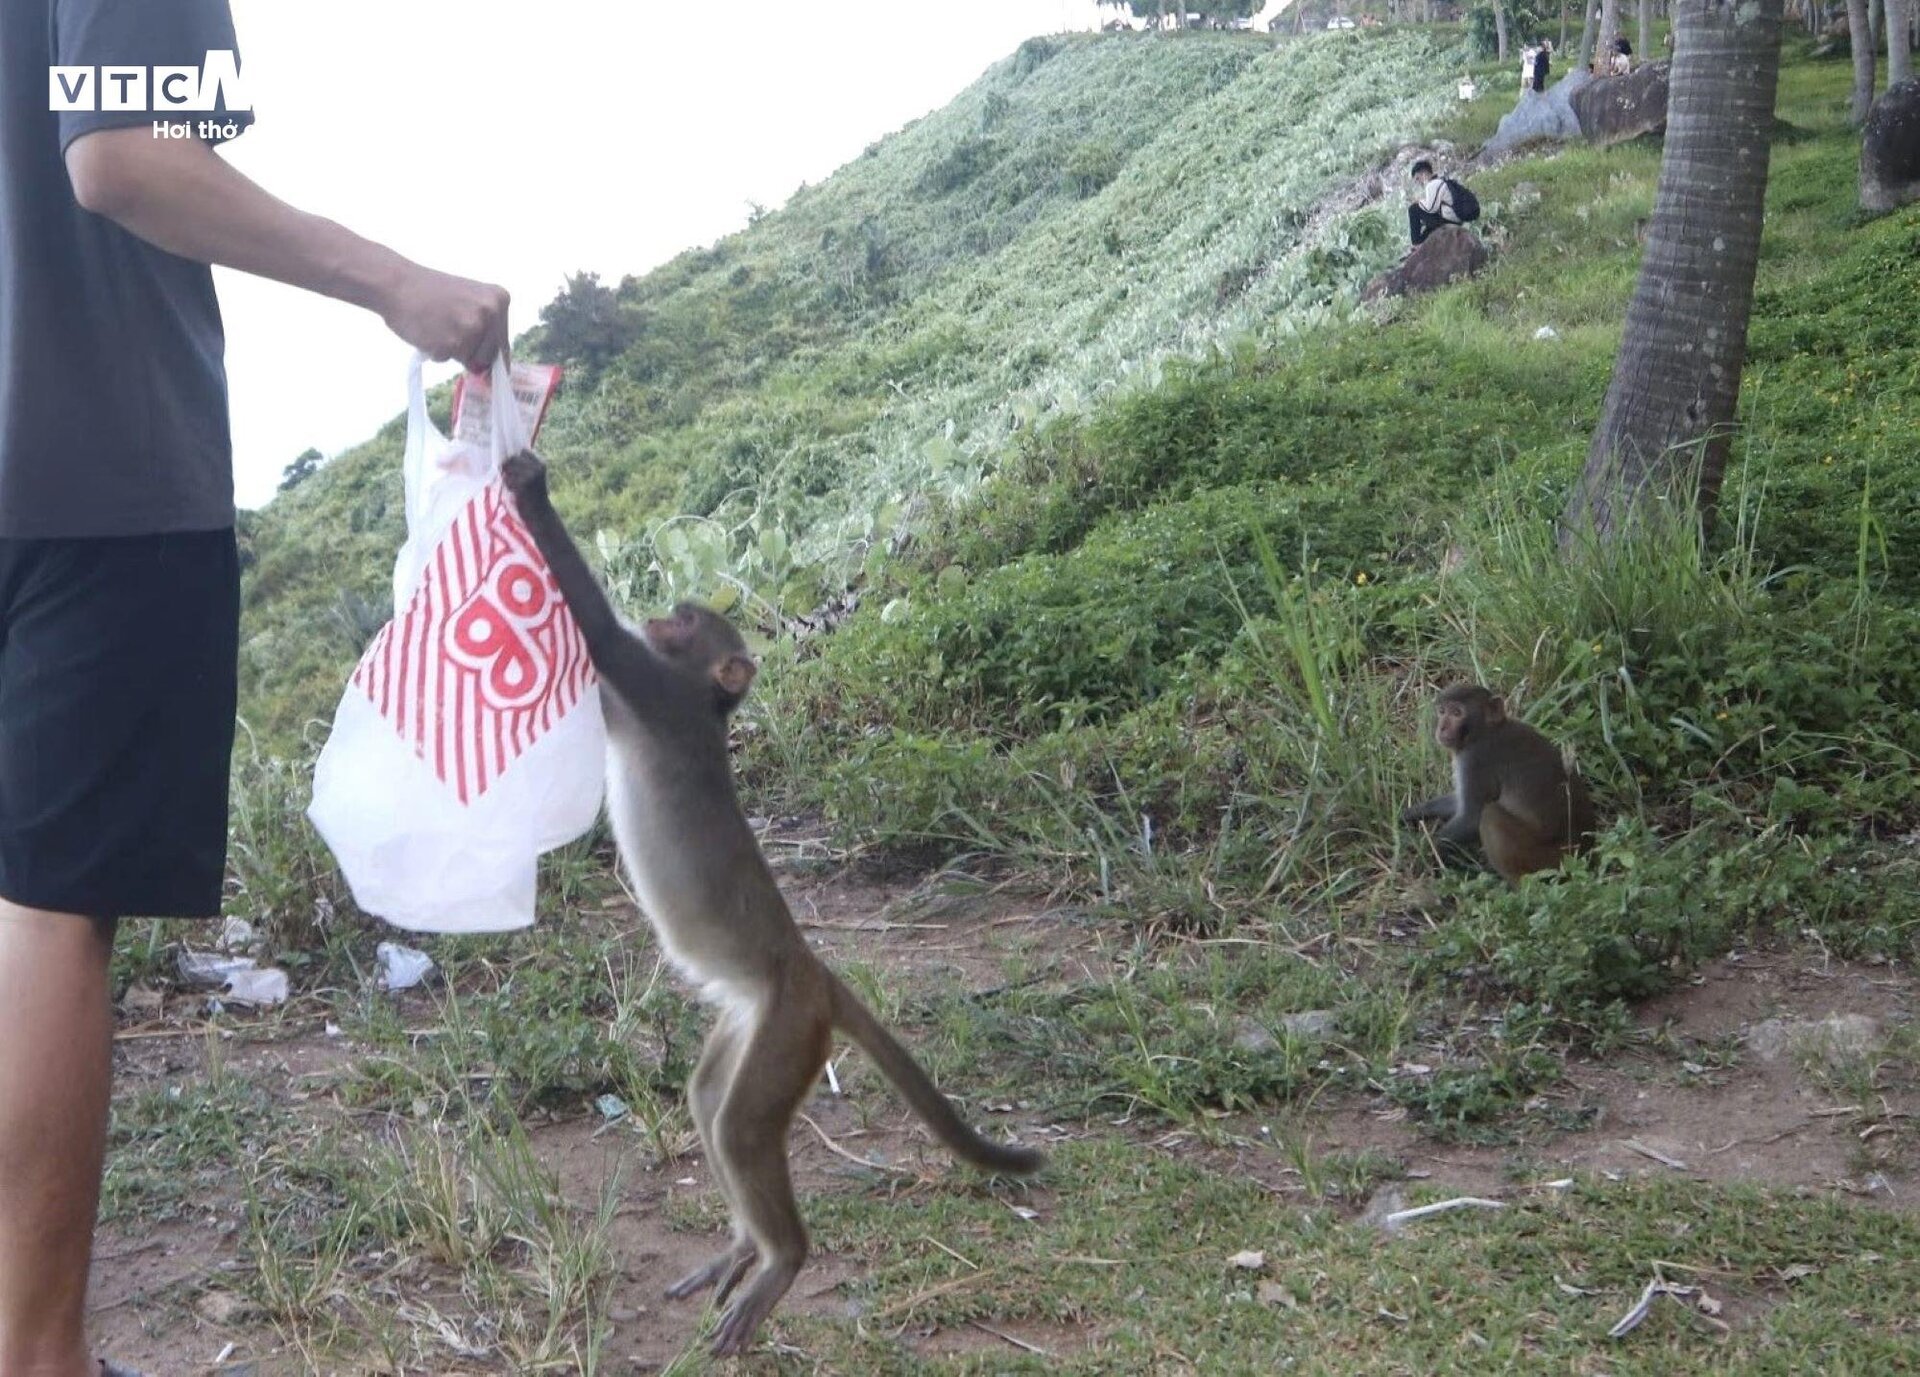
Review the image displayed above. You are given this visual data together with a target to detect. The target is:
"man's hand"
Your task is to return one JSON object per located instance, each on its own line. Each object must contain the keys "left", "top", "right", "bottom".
{"left": 381, "top": 267, "right": 511, "bottom": 375}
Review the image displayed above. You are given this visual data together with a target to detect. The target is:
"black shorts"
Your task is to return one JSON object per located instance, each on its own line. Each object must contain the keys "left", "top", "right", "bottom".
{"left": 0, "top": 530, "right": 238, "bottom": 920}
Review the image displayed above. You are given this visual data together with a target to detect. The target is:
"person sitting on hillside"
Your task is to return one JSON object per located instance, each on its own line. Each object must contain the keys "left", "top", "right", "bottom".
{"left": 1408, "top": 159, "right": 1460, "bottom": 246}
{"left": 1609, "top": 35, "right": 1632, "bottom": 74}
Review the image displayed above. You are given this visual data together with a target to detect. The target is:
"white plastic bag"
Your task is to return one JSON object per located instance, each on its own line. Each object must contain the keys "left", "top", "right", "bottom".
{"left": 308, "top": 353, "right": 605, "bottom": 933}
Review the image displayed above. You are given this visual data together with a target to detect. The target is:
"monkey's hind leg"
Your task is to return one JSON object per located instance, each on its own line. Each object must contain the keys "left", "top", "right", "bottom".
{"left": 705, "top": 998, "right": 834, "bottom": 1358}
{"left": 1480, "top": 802, "right": 1566, "bottom": 882}
{"left": 666, "top": 1015, "right": 757, "bottom": 1305}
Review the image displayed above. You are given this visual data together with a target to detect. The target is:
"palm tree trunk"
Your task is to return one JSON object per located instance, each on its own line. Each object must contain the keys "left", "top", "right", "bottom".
{"left": 1599, "top": 0, "right": 1623, "bottom": 65}
{"left": 1889, "top": 0, "right": 1914, "bottom": 83}
{"left": 1562, "top": 0, "right": 1786, "bottom": 541}
{"left": 1869, "top": 0, "right": 1882, "bottom": 46}
{"left": 1579, "top": 0, "right": 1602, "bottom": 67}
{"left": 1495, "top": 0, "right": 1511, "bottom": 58}
{"left": 1850, "top": 0, "right": 1878, "bottom": 121}
{"left": 1563, "top": 0, "right": 1572, "bottom": 46}
{"left": 1641, "top": 0, "right": 1654, "bottom": 58}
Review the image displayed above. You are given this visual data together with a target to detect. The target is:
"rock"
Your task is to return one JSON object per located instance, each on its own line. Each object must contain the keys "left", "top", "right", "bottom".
{"left": 1744, "top": 1013, "right": 1881, "bottom": 1065}
{"left": 1569, "top": 61, "right": 1671, "bottom": 147}
{"left": 1862, "top": 78, "right": 1920, "bottom": 213}
{"left": 1361, "top": 1185, "right": 1408, "bottom": 1232}
{"left": 1485, "top": 71, "right": 1591, "bottom": 154}
{"left": 1361, "top": 226, "right": 1489, "bottom": 302}
{"left": 195, "top": 1289, "right": 255, "bottom": 1325}
{"left": 1232, "top": 1018, "right": 1276, "bottom": 1053}
{"left": 1281, "top": 1009, "right": 1338, "bottom": 1039}
{"left": 120, "top": 982, "right": 164, "bottom": 1016}
{"left": 1234, "top": 1009, "right": 1337, "bottom": 1051}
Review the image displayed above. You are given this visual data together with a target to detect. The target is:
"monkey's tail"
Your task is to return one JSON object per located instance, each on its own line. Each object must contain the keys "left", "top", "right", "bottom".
{"left": 827, "top": 973, "right": 1046, "bottom": 1176}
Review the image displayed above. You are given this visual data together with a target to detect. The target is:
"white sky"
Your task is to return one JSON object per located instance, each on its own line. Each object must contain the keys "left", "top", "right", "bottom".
{"left": 216, "top": 0, "right": 1130, "bottom": 508}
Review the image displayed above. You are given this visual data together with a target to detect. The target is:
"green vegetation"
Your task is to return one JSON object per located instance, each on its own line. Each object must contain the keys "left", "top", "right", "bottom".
{"left": 240, "top": 28, "right": 1460, "bottom": 738}
{"left": 106, "top": 27, "right": 1920, "bottom": 1373}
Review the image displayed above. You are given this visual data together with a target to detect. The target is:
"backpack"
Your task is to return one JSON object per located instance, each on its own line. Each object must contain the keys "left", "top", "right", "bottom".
{"left": 1444, "top": 178, "right": 1481, "bottom": 223}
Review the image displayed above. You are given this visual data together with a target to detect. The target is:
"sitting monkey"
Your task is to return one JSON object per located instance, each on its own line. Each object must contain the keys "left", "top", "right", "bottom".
{"left": 1402, "top": 683, "right": 1596, "bottom": 881}
{"left": 498, "top": 451, "right": 1043, "bottom": 1358}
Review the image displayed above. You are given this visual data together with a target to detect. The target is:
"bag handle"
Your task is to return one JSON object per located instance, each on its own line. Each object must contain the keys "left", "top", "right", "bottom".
{"left": 404, "top": 350, "right": 433, "bottom": 531}
{"left": 486, "top": 352, "right": 530, "bottom": 467}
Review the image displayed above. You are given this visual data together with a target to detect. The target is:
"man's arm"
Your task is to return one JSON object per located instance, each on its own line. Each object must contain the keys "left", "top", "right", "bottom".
{"left": 65, "top": 130, "right": 507, "bottom": 372}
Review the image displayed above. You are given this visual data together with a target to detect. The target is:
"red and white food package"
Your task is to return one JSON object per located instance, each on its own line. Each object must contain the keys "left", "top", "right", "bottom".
{"left": 308, "top": 353, "right": 604, "bottom": 933}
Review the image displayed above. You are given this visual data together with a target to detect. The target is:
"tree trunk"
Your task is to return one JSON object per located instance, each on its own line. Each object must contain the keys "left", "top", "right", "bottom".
{"left": 1889, "top": 0, "right": 1914, "bottom": 83}
{"left": 1599, "top": 0, "right": 1623, "bottom": 66}
{"left": 1495, "top": 0, "right": 1511, "bottom": 58}
{"left": 1850, "top": 0, "right": 1878, "bottom": 121}
{"left": 1869, "top": 0, "right": 1882, "bottom": 46}
{"left": 1563, "top": 0, "right": 1572, "bottom": 47}
{"left": 1579, "top": 0, "right": 1602, "bottom": 68}
{"left": 1641, "top": 0, "right": 1654, "bottom": 58}
{"left": 1562, "top": 0, "right": 1786, "bottom": 540}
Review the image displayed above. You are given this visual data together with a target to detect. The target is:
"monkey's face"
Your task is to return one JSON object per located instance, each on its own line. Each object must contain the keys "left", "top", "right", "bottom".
{"left": 643, "top": 603, "right": 759, "bottom": 715}
{"left": 1434, "top": 689, "right": 1504, "bottom": 751}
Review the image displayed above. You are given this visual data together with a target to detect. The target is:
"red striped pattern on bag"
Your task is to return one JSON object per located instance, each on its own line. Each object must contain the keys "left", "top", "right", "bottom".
{"left": 352, "top": 483, "right": 594, "bottom": 804}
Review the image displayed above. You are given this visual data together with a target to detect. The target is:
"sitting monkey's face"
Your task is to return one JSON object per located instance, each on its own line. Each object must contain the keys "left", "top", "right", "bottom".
{"left": 1434, "top": 685, "right": 1505, "bottom": 751}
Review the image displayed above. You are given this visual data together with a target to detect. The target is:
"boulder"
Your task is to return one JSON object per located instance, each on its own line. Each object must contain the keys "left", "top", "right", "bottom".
{"left": 1744, "top": 1013, "right": 1881, "bottom": 1066}
{"left": 1569, "top": 61, "right": 1671, "bottom": 147}
{"left": 1861, "top": 77, "right": 1920, "bottom": 213}
{"left": 1485, "top": 70, "right": 1591, "bottom": 154}
{"left": 1361, "top": 225, "right": 1488, "bottom": 301}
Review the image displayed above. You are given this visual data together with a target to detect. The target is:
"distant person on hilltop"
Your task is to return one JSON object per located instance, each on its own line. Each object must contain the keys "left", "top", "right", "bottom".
{"left": 1408, "top": 159, "right": 1478, "bottom": 247}
{"left": 1521, "top": 43, "right": 1539, "bottom": 90}
{"left": 1533, "top": 39, "right": 1553, "bottom": 90}
{"left": 0, "top": 2, "right": 509, "bottom": 1374}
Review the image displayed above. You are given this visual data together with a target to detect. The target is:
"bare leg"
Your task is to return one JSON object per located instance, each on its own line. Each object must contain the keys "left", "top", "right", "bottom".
{"left": 0, "top": 901, "right": 115, "bottom": 1377}
{"left": 706, "top": 1007, "right": 832, "bottom": 1358}
{"left": 666, "top": 1017, "right": 756, "bottom": 1303}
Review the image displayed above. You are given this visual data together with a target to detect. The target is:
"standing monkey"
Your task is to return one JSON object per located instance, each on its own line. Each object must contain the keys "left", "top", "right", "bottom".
{"left": 499, "top": 452, "right": 1044, "bottom": 1358}
{"left": 1402, "top": 684, "right": 1596, "bottom": 881}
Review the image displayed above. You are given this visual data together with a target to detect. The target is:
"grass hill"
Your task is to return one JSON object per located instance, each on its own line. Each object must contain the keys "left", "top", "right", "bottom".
{"left": 240, "top": 27, "right": 1462, "bottom": 741}
{"left": 139, "top": 26, "right": 1920, "bottom": 1370}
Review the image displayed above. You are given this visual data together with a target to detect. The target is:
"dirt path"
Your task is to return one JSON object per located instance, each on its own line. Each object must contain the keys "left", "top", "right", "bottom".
{"left": 86, "top": 861, "right": 1915, "bottom": 1373}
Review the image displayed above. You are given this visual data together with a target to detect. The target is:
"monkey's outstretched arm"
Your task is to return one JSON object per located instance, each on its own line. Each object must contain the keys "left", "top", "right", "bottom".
{"left": 499, "top": 451, "right": 701, "bottom": 719}
{"left": 1401, "top": 794, "right": 1457, "bottom": 825}
{"left": 501, "top": 452, "right": 626, "bottom": 657}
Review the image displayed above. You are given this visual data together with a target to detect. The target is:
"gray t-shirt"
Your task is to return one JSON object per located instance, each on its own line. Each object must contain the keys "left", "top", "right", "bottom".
{"left": 0, "top": 0, "right": 254, "bottom": 539}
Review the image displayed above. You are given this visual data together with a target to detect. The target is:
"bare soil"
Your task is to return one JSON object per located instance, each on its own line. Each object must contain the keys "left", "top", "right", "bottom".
{"left": 87, "top": 863, "right": 1916, "bottom": 1373}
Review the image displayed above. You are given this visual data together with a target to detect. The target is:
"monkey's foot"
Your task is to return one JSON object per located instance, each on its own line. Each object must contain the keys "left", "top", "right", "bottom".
{"left": 709, "top": 1263, "right": 800, "bottom": 1359}
{"left": 499, "top": 450, "right": 547, "bottom": 494}
{"left": 666, "top": 1242, "right": 756, "bottom": 1304}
